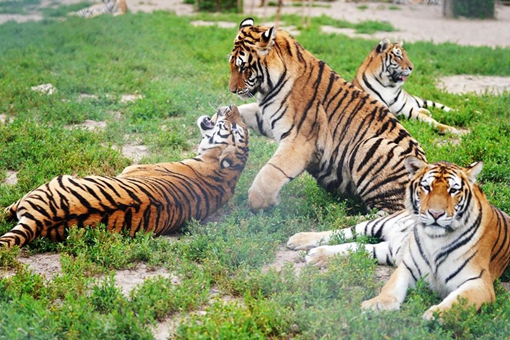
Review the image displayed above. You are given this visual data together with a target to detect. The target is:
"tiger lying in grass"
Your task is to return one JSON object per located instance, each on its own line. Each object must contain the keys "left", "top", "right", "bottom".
{"left": 353, "top": 38, "right": 461, "bottom": 134}
{"left": 1, "top": 105, "right": 249, "bottom": 249}
{"left": 289, "top": 157, "right": 510, "bottom": 320}
{"left": 70, "top": 0, "right": 127, "bottom": 18}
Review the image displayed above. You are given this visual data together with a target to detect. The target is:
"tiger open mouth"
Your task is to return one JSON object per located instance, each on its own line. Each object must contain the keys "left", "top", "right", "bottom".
{"left": 200, "top": 116, "right": 214, "bottom": 131}
{"left": 391, "top": 70, "right": 412, "bottom": 83}
{"left": 391, "top": 73, "right": 408, "bottom": 83}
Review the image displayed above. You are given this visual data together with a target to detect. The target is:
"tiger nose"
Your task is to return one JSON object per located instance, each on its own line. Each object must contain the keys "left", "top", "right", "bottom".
{"left": 428, "top": 209, "right": 445, "bottom": 220}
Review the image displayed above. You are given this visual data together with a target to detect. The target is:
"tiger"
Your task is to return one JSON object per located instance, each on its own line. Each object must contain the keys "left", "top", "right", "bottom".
{"left": 352, "top": 38, "right": 461, "bottom": 134}
{"left": 229, "top": 18, "right": 426, "bottom": 213}
{"left": 289, "top": 157, "right": 510, "bottom": 320}
{"left": 0, "top": 105, "right": 249, "bottom": 249}
{"left": 69, "top": 0, "right": 127, "bottom": 19}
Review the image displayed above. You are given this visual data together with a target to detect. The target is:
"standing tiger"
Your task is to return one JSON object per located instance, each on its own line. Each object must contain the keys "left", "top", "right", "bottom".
{"left": 353, "top": 38, "right": 461, "bottom": 134}
{"left": 229, "top": 18, "right": 425, "bottom": 213}
{"left": 0, "top": 106, "right": 249, "bottom": 249}
{"left": 69, "top": 0, "right": 127, "bottom": 19}
{"left": 288, "top": 157, "right": 510, "bottom": 320}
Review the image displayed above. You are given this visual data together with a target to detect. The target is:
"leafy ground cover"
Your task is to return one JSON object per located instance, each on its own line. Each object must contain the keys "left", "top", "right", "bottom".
{"left": 0, "top": 8, "right": 509, "bottom": 339}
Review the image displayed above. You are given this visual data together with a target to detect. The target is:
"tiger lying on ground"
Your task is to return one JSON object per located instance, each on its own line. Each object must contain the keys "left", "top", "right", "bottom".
{"left": 69, "top": 0, "right": 127, "bottom": 19}
{"left": 229, "top": 18, "right": 426, "bottom": 214}
{"left": 289, "top": 157, "right": 510, "bottom": 320}
{"left": 0, "top": 105, "right": 249, "bottom": 249}
{"left": 353, "top": 38, "right": 461, "bottom": 134}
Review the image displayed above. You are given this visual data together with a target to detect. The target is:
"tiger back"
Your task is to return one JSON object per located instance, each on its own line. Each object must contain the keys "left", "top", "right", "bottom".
{"left": 361, "top": 157, "right": 510, "bottom": 320}
{"left": 229, "top": 18, "right": 426, "bottom": 213}
{"left": 70, "top": 0, "right": 127, "bottom": 18}
{"left": 353, "top": 38, "right": 461, "bottom": 134}
{"left": 1, "top": 106, "right": 249, "bottom": 249}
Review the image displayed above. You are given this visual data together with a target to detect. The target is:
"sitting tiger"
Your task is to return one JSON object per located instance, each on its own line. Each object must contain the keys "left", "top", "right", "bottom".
{"left": 289, "top": 157, "right": 510, "bottom": 320}
{"left": 0, "top": 105, "right": 249, "bottom": 249}
{"left": 69, "top": 0, "right": 127, "bottom": 18}
{"left": 229, "top": 18, "right": 425, "bottom": 213}
{"left": 353, "top": 38, "right": 461, "bottom": 134}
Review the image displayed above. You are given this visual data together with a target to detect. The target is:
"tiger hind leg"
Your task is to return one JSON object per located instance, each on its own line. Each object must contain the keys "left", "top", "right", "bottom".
{"left": 0, "top": 217, "right": 39, "bottom": 249}
{"left": 3, "top": 200, "right": 20, "bottom": 222}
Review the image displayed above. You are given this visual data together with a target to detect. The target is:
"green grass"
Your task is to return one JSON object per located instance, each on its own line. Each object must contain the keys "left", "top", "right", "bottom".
{"left": 0, "top": 9, "right": 509, "bottom": 339}
{"left": 0, "top": 0, "right": 40, "bottom": 14}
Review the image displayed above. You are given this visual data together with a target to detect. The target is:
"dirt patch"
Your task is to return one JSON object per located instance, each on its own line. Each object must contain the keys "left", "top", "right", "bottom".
{"left": 17, "top": 253, "right": 63, "bottom": 280}
{"left": 2, "top": 170, "right": 18, "bottom": 186}
{"left": 120, "top": 144, "right": 150, "bottom": 163}
{"left": 263, "top": 245, "right": 307, "bottom": 275}
{"left": 106, "top": 263, "right": 177, "bottom": 296}
{"left": 438, "top": 75, "right": 510, "bottom": 95}
{"left": 2, "top": 1, "right": 510, "bottom": 48}
{"left": 66, "top": 119, "right": 108, "bottom": 131}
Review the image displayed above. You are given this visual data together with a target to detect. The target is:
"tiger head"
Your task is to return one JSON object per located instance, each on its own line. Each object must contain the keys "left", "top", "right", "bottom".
{"left": 371, "top": 38, "right": 413, "bottom": 86}
{"left": 196, "top": 105, "right": 249, "bottom": 170}
{"left": 404, "top": 156, "right": 483, "bottom": 237}
{"left": 228, "top": 17, "right": 277, "bottom": 99}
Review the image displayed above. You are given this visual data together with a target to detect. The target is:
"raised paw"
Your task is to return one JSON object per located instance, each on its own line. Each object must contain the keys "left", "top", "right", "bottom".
{"left": 248, "top": 185, "right": 280, "bottom": 212}
{"left": 361, "top": 295, "right": 400, "bottom": 312}
{"left": 286, "top": 231, "right": 331, "bottom": 250}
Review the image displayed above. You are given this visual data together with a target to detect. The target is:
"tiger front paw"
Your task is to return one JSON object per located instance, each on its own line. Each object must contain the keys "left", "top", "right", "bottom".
{"left": 422, "top": 304, "right": 445, "bottom": 321}
{"left": 304, "top": 246, "right": 332, "bottom": 267}
{"left": 361, "top": 295, "right": 400, "bottom": 312}
{"left": 305, "top": 243, "right": 355, "bottom": 267}
{"left": 286, "top": 231, "right": 331, "bottom": 250}
{"left": 248, "top": 185, "right": 280, "bottom": 212}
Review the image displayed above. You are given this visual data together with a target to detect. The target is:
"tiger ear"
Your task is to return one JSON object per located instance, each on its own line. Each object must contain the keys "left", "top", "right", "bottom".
{"left": 220, "top": 145, "right": 237, "bottom": 169}
{"left": 239, "top": 17, "right": 254, "bottom": 30}
{"left": 376, "top": 37, "right": 391, "bottom": 53}
{"left": 404, "top": 156, "right": 427, "bottom": 178}
{"left": 466, "top": 161, "right": 483, "bottom": 184}
{"left": 257, "top": 26, "right": 276, "bottom": 56}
